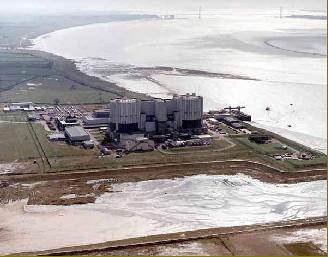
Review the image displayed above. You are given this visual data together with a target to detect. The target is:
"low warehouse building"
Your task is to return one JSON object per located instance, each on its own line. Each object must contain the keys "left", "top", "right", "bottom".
{"left": 48, "top": 133, "right": 66, "bottom": 141}
{"left": 94, "top": 109, "right": 110, "bottom": 118}
{"left": 82, "top": 140, "right": 95, "bottom": 149}
{"left": 221, "top": 116, "right": 246, "bottom": 129}
{"left": 83, "top": 115, "right": 110, "bottom": 128}
{"left": 65, "top": 126, "right": 90, "bottom": 144}
{"left": 249, "top": 134, "right": 271, "bottom": 144}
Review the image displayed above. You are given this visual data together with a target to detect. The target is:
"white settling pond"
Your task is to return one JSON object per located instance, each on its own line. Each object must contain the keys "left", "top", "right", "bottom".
{"left": 0, "top": 174, "right": 326, "bottom": 254}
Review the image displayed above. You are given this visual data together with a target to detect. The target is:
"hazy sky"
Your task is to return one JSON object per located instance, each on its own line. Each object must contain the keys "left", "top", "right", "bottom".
{"left": 0, "top": 0, "right": 326, "bottom": 14}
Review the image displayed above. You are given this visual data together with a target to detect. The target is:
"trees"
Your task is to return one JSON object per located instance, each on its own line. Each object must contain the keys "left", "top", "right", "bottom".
{"left": 53, "top": 98, "right": 60, "bottom": 105}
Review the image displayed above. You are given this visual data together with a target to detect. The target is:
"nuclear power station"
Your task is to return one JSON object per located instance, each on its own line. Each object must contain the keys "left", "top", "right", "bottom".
{"left": 109, "top": 93, "right": 203, "bottom": 136}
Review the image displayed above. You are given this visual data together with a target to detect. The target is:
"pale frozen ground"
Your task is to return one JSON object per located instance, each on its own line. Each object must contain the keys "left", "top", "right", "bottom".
{"left": 271, "top": 227, "right": 327, "bottom": 252}
{"left": 0, "top": 174, "right": 326, "bottom": 255}
{"left": 31, "top": 9, "right": 327, "bottom": 152}
{"left": 26, "top": 82, "right": 42, "bottom": 86}
{"left": 155, "top": 241, "right": 213, "bottom": 256}
{"left": 60, "top": 194, "right": 76, "bottom": 199}
{"left": 20, "top": 181, "right": 45, "bottom": 188}
{"left": 266, "top": 36, "right": 326, "bottom": 55}
{"left": 0, "top": 162, "right": 24, "bottom": 174}
{"left": 86, "top": 178, "right": 116, "bottom": 185}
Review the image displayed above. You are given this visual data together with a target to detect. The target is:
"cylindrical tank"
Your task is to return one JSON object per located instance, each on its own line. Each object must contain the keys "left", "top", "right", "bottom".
{"left": 109, "top": 99, "right": 141, "bottom": 124}
{"left": 141, "top": 100, "right": 155, "bottom": 116}
{"left": 155, "top": 100, "right": 167, "bottom": 122}
{"left": 109, "top": 99, "right": 141, "bottom": 132}
{"left": 176, "top": 94, "right": 203, "bottom": 121}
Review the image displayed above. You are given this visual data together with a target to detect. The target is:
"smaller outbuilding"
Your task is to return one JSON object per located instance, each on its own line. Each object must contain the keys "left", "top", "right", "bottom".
{"left": 248, "top": 134, "right": 271, "bottom": 144}
{"left": 83, "top": 115, "right": 110, "bottom": 128}
{"left": 231, "top": 122, "right": 245, "bottom": 129}
{"left": 27, "top": 114, "right": 38, "bottom": 122}
{"left": 82, "top": 140, "right": 95, "bottom": 149}
{"left": 65, "top": 126, "right": 90, "bottom": 144}
{"left": 48, "top": 133, "right": 66, "bottom": 141}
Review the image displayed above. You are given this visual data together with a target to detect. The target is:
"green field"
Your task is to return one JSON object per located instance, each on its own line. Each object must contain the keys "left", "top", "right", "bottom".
{"left": 234, "top": 135, "right": 326, "bottom": 170}
{"left": 0, "top": 121, "right": 326, "bottom": 173}
{"left": 0, "top": 74, "right": 118, "bottom": 104}
{"left": 0, "top": 52, "right": 53, "bottom": 92}
{"left": 235, "top": 137, "right": 291, "bottom": 155}
{"left": 0, "top": 123, "right": 40, "bottom": 162}
{"left": 0, "top": 51, "right": 120, "bottom": 104}
{"left": 0, "top": 122, "right": 96, "bottom": 164}
{"left": 0, "top": 111, "right": 26, "bottom": 122}
{"left": 168, "top": 138, "right": 231, "bottom": 153}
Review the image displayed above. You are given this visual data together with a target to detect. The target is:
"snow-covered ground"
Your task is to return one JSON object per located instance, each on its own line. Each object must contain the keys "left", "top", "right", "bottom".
{"left": 272, "top": 227, "right": 327, "bottom": 252}
{"left": 0, "top": 174, "right": 326, "bottom": 254}
{"left": 31, "top": 9, "right": 326, "bottom": 152}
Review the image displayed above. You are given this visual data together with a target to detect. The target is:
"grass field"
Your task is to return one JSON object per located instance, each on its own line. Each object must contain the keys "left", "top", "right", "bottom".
{"left": 0, "top": 51, "right": 119, "bottom": 104}
{"left": 0, "top": 123, "right": 40, "bottom": 162}
{"left": 235, "top": 137, "right": 291, "bottom": 155}
{"left": 0, "top": 52, "right": 53, "bottom": 92}
{"left": 168, "top": 138, "right": 232, "bottom": 153}
{"left": 0, "top": 111, "right": 27, "bottom": 122}
{"left": 0, "top": 121, "right": 326, "bottom": 173}
{"left": 0, "top": 75, "right": 118, "bottom": 104}
{"left": 234, "top": 135, "right": 326, "bottom": 170}
{"left": 0, "top": 122, "right": 96, "bottom": 164}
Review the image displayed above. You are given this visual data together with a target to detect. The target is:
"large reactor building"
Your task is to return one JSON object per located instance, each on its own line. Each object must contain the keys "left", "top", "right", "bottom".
{"left": 109, "top": 93, "right": 203, "bottom": 135}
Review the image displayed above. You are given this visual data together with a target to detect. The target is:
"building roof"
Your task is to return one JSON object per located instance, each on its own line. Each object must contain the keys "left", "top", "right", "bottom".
{"left": 111, "top": 98, "right": 138, "bottom": 104}
{"left": 65, "top": 126, "right": 89, "bottom": 138}
{"left": 195, "top": 134, "right": 213, "bottom": 139}
{"left": 136, "top": 137, "right": 149, "bottom": 142}
{"left": 48, "top": 133, "right": 66, "bottom": 140}
{"left": 173, "top": 93, "right": 201, "bottom": 100}
{"left": 11, "top": 102, "right": 33, "bottom": 106}
{"left": 231, "top": 122, "right": 244, "bottom": 128}
{"left": 94, "top": 109, "right": 110, "bottom": 112}
{"left": 223, "top": 116, "right": 239, "bottom": 123}
{"left": 82, "top": 140, "right": 94, "bottom": 146}
{"left": 60, "top": 120, "right": 79, "bottom": 125}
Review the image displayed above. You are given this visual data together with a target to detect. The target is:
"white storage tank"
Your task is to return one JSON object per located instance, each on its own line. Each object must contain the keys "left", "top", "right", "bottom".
{"left": 109, "top": 99, "right": 141, "bottom": 133}
{"left": 140, "top": 113, "right": 146, "bottom": 130}
{"left": 175, "top": 93, "right": 203, "bottom": 129}
{"left": 155, "top": 100, "right": 167, "bottom": 122}
{"left": 141, "top": 100, "right": 155, "bottom": 116}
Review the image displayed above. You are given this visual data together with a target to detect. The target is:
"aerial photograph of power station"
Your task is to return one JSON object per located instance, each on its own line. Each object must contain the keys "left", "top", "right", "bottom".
{"left": 0, "top": 0, "right": 326, "bottom": 256}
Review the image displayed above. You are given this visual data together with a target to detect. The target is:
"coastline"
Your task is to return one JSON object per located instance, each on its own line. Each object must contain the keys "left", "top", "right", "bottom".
{"left": 14, "top": 48, "right": 152, "bottom": 101}
{"left": 2, "top": 13, "right": 326, "bottom": 153}
{"left": 0, "top": 10, "right": 326, "bottom": 257}
{"left": 21, "top": 46, "right": 327, "bottom": 153}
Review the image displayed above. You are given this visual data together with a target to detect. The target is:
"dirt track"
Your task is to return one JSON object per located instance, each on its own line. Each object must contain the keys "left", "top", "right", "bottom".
{"left": 13, "top": 216, "right": 326, "bottom": 256}
{"left": 1, "top": 159, "right": 325, "bottom": 206}
{"left": 3, "top": 159, "right": 326, "bottom": 185}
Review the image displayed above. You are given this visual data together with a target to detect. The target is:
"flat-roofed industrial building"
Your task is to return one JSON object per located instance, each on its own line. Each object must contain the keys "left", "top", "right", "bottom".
{"left": 65, "top": 126, "right": 90, "bottom": 144}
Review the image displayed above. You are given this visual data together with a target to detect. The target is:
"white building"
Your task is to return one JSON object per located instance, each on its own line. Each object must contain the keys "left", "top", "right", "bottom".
{"left": 109, "top": 93, "right": 203, "bottom": 135}
{"left": 4, "top": 102, "right": 34, "bottom": 112}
